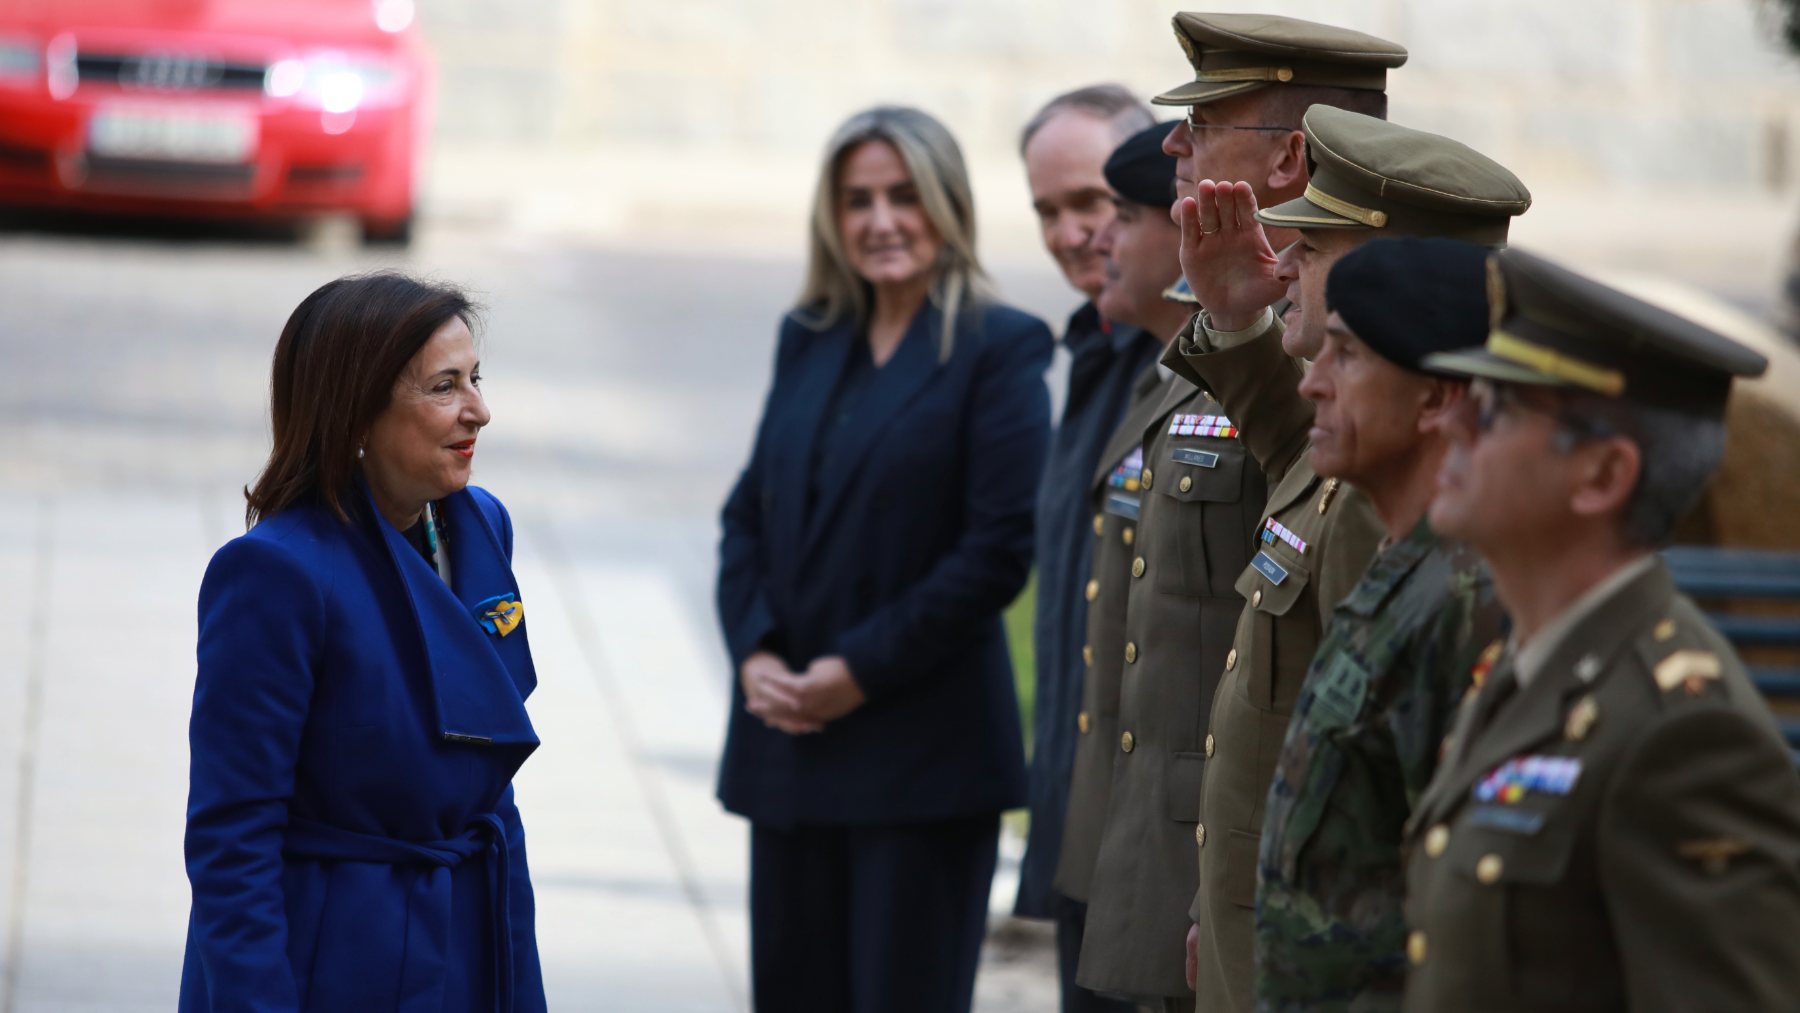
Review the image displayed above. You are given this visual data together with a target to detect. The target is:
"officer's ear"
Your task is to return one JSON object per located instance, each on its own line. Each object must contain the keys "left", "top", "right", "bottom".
{"left": 1417, "top": 378, "right": 1467, "bottom": 436}
{"left": 1266, "top": 129, "right": 1308, "bottom": 193}
{"left": 1567, "top": 435, "right": 1641, "bottom": 525}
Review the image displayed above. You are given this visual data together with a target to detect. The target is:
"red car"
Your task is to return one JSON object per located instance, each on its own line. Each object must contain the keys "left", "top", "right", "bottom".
{"left": 0, "top": 0, "right": 432, "bottom": 242}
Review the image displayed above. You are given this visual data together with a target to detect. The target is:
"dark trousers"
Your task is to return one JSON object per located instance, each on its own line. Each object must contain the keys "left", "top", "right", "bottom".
{"left": 749, "top": 815, "right": 1000, "bottom": 1013}
{"left": 1054, "top": 896, "right": 1137, "bottom": 1013}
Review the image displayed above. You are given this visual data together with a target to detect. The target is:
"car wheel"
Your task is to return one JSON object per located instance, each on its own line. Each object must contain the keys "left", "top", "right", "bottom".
{"left": 361, "top": 212, "right": 414, "bottom": 247}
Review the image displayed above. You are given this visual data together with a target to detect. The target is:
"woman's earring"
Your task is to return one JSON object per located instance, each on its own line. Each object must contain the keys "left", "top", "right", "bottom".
{"left": 357, "top": 446, "right": 365, "bottom": 460}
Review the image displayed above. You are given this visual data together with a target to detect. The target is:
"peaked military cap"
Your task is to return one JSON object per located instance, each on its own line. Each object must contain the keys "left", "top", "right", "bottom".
{"left": 1258, "top": 106, "right": 1532, "bottom": 245}
{"left": 1153, "top": 13, "right": 1407, "bottom": 107}
{"left": 1425, "top": 247, "right": 1768, "bottom": 417}
{"left": 1104, "top": 121, "right": 1180, "bottom": 208}
{"left": 1326, "top": 237, "right": 1491, "bottom": 374}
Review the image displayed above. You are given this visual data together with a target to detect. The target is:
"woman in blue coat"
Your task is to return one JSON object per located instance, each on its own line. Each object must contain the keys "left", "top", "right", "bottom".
{"left": 716, "top": 106, "right": 1053, "bottom": 1013}
{"left": 180, "top": 273, "right": 545, "bottom": 1011}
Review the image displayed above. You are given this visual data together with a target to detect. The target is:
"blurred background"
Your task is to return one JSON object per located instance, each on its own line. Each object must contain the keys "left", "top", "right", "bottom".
{"left": 3, "top": 1, "right": 1799, "bottom": 1010}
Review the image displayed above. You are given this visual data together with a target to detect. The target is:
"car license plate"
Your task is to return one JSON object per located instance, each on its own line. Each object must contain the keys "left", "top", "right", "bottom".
{"left": 88, "top": 105, "right": 257, "bottom": 163}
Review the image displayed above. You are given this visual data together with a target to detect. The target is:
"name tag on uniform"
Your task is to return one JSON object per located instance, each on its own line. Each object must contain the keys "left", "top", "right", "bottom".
{"left": 1466, "top": 805, "right": 1547, "bottom": 836}
{"left": 1170, "top": 447, "right": 1220, "bottom": 468}
{"left": 1251, "top": 550, "right": 1289, "bottom": 586}
{"left": 1104, "top": 491, "right": 1141, "bottom": 521}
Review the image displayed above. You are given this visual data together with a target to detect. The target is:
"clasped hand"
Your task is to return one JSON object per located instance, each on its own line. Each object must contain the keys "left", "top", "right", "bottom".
{"left": 740, "top": 651, "right": 867, "bottom": 735}
{"left": 1172, "top": 180, "right": 1287, "bottom": 332}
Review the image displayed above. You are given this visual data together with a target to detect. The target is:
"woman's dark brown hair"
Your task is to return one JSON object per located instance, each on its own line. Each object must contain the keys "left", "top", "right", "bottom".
{"left": 245, "top": 272, "right": 478, "bottom": 527}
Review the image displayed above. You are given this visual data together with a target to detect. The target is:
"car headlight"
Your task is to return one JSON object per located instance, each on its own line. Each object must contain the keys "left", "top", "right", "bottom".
{"left": 265, "top": 53, "right": 405, "bottom": 111}
{"left": 0, "top": 36, "right": 41, "bottom": 87}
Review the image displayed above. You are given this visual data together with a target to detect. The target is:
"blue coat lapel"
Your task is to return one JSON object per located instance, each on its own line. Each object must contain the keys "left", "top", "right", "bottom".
{"left": 365, "top": 486, "right": 539, "bottom": 749}
{"left": 801, "top": 304, "right": 942, "bottom": 555}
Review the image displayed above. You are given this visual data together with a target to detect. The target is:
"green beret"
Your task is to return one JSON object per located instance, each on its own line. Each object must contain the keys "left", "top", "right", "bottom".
{"left": 1154, "top": 13, "right": 1407, "bottom": 107}
{"left": 1425, "top": 248, "right": 1768, "bottom": 418}
{"left": 1258, "top": 105, "right": 1532, "bottom": 246}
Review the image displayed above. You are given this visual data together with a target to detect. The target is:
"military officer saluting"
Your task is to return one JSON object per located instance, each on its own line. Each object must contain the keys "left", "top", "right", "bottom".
{"left": 1405, "top": 248, "right": 1800, "bottom": 1011}
{"left": 1063, "top": 118, "right": 1270, "bottom": 1013}
{"left": 1163, "top": 80, "right": 1532, "bottom": 1013}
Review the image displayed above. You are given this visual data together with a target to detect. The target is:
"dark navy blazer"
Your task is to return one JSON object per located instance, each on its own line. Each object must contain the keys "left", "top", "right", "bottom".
{"left": 716, "top": 300, "right": 1053, "bottom": 827}
{"left": 180, "top": 484, "right": 545, "bottom": 1013}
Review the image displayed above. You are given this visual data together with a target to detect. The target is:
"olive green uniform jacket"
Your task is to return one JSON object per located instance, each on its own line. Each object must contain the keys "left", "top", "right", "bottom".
{"left": 1402, "top": 559, "right": 1800, "bottom": 1013}
{"left": 1056, "top": 362, "right": 1163, "bottom": 901}
{"left": 1165, "top": 314, "right": 1384, "bottom": 1013}
{"left": 1074, "top": 368, "right": 1268, "bottom": 1001}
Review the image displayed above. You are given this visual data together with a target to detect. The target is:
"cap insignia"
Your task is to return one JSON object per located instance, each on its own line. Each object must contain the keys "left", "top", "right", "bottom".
{"left": 1176, "top": 26, "right": 1198, "bottom": 67}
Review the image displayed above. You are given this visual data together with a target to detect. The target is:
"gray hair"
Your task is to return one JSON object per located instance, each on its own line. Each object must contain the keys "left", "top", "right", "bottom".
{"left": 1018, "top": 83, "right": 1153, "bottom": 157}
{"left": 797, "top": 106, "right": 991, "bottom": 362}
{"left": 1552, "top": 392, "right": 1728, "bottom": 549}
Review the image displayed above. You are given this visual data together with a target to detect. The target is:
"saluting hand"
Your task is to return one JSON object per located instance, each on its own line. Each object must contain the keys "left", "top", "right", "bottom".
{"left": 741, "top": 650, "right": 823, "bottom": 735}
{"left": 793, "top": 655, "right": 867, "bottom": 724}
{"left": 1173, "top": 180, "right": 1286, "bottom": 332}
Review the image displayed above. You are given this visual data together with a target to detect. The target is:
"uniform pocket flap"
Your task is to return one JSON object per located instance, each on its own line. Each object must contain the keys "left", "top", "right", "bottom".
{"left": 1234, "top": 550, "right": 1311, "bottom": 617}
{"left": 1160, "top": 444, "right": 1247, "bottom": 504}
{"left": 1166, "top": 751, "right": 1205, "bottom": 822}
{"left": 1449, "top": 814, "right": 1578, "bottom": 887}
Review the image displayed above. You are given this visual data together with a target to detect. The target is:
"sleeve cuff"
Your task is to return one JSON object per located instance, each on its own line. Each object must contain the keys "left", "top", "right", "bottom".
{"left": 1201, "top": 306, "right": 1276, "bottom": 349}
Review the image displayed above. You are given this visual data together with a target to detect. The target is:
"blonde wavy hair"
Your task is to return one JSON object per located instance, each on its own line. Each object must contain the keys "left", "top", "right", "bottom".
{"left": 796, "top": 106, "right": 993, "bottom": 361}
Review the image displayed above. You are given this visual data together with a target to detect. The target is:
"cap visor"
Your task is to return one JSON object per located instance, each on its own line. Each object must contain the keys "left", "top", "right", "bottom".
{"left": 1151, "top": 79, "right": 1264, "bottom": 106}
{"left": 1420, "top": 348, "right": 1575, "bottom": 387}
{"left": 1256, "top": 193, "right": 1366, "bottom": 230}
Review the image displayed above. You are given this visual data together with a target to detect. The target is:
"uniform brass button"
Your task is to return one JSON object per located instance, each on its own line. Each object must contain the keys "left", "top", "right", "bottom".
{"left": 1476, "top": 854, "right": 1504, "bottom": 885}
{"left": 1424, "top": 825, "right": 1449, "bottom": 859}
{"left": 1125, "top": 642, "right": 1138, "bottom": 664}
{"left": 1086, "top": 579, "right": 1099, "bottom": 602}
{"left": 1121, "top": 731, "right": 1135, "bottom": 753}
{"left": 1122, "top": 527, "right": 1134, "bottom": 546}
{"left": 1083, "top": 644, "right": 1094, "bottom": 667}
{"left": 1179, "top": 475, "right": 1193, "bottom": 493}
{"left": 1204, "top": 733, "right": 1215, "bottom": 758}
{"left": 1142, "top": 468, "right": 1154, "bottom": 490}
{"left": 1195, "top": 823, "right": 1207, "bottom": 847}
{"left": 1252, "top": 589, "right": 1263, "bottom": 608}
{"left": 1078, "top": 711, "right": 1091, "bottom": 734}
{"left": 1407, "top": 931, "right": 1427, "bottom": 966}
{"left": 1132, "top": 557, "right": 1146, "bottom": 578}
{"left": 1225, "top": 648, "right": 1238, "bottom": 671}
{"left": 1093, "top": 513, "right": 1105, "bottom": 536}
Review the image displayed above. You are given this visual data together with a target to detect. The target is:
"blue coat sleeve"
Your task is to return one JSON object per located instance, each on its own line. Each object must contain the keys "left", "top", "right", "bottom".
{"left": 716, "top": 324, "right": 797, "bottom": 670}
{"left": 185, "top": 535, "right": 324, "bottom": 1011}
{"left": 836, "top": 313, "right": 1053, "bottom": 699}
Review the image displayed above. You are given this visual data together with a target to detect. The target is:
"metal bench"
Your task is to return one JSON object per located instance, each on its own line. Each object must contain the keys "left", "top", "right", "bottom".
{"left": 1663, "top": 546, "right": 1800, "bottom": 766}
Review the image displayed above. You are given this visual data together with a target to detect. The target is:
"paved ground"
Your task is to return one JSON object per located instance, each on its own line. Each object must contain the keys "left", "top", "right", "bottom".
{"left": 0, "top": 215, "right": 1072, "bottom": 1011}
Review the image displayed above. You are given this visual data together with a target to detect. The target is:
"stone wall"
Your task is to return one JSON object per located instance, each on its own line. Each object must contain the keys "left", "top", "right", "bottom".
{"left": 415, "top": 1, "right": 1800, "bottom": 293}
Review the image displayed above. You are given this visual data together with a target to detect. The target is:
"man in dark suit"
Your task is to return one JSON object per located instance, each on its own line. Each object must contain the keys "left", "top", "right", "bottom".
{"left": 1405, "top": 247, "right": 1800, "bottom": 1011}
{"left": 1016, "top": 83, "right": 1162, "bottom": 1013}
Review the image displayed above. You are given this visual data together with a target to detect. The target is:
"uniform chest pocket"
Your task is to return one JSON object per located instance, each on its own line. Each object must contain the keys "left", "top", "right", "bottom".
{"left": 1439, "top": 815, "right": 1591, "bottom": 1006}
{"left": 1232, "top": 554, "right": 1312, "bottom": 711}
{"left": 1154, "top": 441, "right": 1250, "bottom": 598}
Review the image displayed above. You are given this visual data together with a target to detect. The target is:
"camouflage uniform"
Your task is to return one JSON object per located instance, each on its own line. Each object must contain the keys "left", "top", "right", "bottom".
{"left": 1254, "top": 518, "right": 1503, "bottom": 1011}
